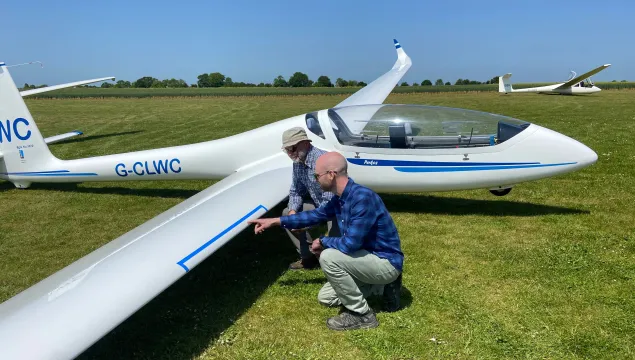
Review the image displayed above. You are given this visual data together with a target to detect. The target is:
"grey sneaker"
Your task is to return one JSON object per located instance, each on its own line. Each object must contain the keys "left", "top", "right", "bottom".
{"left": 326, "top": 309, "right": 379, "bottom": 331}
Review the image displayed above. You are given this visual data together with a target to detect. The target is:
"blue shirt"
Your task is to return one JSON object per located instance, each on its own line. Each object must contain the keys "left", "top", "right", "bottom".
{"left": 280, "top": 178, "right": 404, "bottom": 271}
{"left": 288, "top": 145, "right": 334, "bottom": 211}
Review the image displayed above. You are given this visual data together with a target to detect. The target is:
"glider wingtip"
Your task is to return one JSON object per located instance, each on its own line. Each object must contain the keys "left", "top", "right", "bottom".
{"left": 393, "top": 39, "right": 401, "bottom": 49}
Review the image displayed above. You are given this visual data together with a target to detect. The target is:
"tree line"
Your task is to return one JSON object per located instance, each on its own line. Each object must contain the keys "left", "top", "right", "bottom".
{"left": 21, "top": 72, "right": 632, "bottom": 90}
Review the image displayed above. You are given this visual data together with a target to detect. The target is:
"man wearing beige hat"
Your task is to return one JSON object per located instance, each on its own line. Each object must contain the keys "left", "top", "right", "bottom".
{"left": 281, "top": 127, "right": 340, "bottom": 270}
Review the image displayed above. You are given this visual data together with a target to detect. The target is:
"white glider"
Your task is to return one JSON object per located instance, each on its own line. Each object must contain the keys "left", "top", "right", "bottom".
{"left": 499, "top": 64, "right": 611, "bottom": 95}
{"left": 0, "top": 40, "right": 598, "bottom": 359}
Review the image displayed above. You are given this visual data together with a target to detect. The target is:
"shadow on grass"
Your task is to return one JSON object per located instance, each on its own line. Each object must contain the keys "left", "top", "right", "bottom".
{"left": 381, "top": 193, "right": 589, "bottom": 216}
{"left": 48, "top": 130, "right": 143, "bottom": 145}
{"left": 21, "top": 183, "right": 201, "bottom": 199}
{"left": 0, "top": 181, "right": 16, "bottom": 192}
{"left": 2, "top": 182, "right": 589, "bottom": 217}
{"left": 78, "top": 204, "right": 296, "bottom": 360}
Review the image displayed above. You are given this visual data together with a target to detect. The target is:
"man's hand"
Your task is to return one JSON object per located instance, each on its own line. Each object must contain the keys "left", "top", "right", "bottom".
{"left": 287, "top": 210, "right": 308, "bottom": 234}
{"left": 248, "top": 218, "right": 281, "bottom": 234}
{"left": 311, "top": 238, "right": 324, "bottom": 255}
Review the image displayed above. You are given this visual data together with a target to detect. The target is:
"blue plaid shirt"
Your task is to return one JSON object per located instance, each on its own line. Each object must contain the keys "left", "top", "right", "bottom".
{"left": 288, "top": 145, "right": 334, "bottom": 211}
{"left": 280, "top": 178, "right": 404, "bottom": 271}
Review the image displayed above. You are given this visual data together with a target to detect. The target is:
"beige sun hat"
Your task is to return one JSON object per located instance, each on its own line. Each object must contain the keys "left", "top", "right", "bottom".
{"left": 281, "top": 127, "right": 312, "bottom": 148}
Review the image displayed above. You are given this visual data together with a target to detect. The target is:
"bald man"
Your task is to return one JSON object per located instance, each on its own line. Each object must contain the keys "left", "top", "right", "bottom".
{"left": 249, "top": 152, "right": 404, "bottom": 331}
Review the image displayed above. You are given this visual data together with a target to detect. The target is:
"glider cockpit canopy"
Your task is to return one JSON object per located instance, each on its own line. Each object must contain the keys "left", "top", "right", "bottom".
{"left": 306, "top": 104, "right": 530, "bottom": 150}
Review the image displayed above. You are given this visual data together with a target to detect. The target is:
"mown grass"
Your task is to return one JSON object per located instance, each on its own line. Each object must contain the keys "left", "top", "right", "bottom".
{"left": 1, "top": 91, "right": 634, "bottom": 359}
{"left": 24, "top": 82, "right": 635, "bottom": 98}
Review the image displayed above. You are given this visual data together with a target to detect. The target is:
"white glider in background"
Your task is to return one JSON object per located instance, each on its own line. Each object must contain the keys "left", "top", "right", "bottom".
{"left": 0, "top": 40, "right": 598, "bottom": 359}
{"left": 499, "top": 64, "right": 611, "bottom": 95}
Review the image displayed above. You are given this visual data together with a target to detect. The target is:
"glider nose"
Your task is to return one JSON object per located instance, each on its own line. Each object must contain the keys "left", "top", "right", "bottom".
{"left": 532, "top": 125, "right": 597, "bottom": 170}
{"left": 578, "top": 142, "right": 598, "bottom": 167}
{"left": 567, "top": 134, "right": 598, "bottom": 168}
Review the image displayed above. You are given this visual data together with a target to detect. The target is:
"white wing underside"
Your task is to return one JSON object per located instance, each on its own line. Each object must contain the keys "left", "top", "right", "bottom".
{"left": 44, "top": 131, "right": 83, "bottom": 144}
{"left": 0, "top": 155, "right": 292, "bottom": 360}
{"left": 334, "top": 40, "right": 412, "bottom": 134}
{"left": 20, "top": 77, "right": 115, "bottom": 97}
{"left": 555, "top": 64, "right": 611, "bottom": 89}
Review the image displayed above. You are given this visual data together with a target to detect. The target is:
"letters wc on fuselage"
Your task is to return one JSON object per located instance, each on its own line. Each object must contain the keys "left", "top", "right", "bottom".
{"left": 0, "top": 118, "right": 32, "bottom": 143}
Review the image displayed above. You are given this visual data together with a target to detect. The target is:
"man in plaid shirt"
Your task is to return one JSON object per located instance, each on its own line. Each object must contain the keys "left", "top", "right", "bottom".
{"left": 249, "top": 152, "right": 403, "bottom": 331}
{"left": 280, "top": 127, "right": 340, "bottom": 270}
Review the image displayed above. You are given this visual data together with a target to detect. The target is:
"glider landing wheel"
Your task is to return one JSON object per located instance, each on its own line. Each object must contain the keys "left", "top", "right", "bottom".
{"left": 489, "top": 188, "right": 512, "bottom": 196}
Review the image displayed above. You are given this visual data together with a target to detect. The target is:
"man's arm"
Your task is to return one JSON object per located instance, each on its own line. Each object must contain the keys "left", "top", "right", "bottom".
{"left": 280, "top": 197, "right": 337, "bottom": 230}
{"left": 249, "top": 197, "right": 337, "bottom": 235}
{"left": 320, "top": 195, "right": 375, "bottom": 254}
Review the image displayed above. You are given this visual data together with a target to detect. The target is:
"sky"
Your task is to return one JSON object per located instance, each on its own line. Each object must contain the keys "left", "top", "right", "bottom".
{"left": 4, "top": 0, "right": 634, "bottom": 87}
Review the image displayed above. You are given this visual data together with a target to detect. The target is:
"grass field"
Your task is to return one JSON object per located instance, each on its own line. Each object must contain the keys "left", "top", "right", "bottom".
{"left": 1, "top": 91, "right": 634, "bottom": 359}
{"left": 23, "top": 82, "right": 635, "bottom": 98}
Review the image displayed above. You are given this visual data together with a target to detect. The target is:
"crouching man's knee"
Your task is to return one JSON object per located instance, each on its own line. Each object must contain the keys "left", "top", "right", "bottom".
{"left": 318, "top": 248, "right": 341, "bottom": 269}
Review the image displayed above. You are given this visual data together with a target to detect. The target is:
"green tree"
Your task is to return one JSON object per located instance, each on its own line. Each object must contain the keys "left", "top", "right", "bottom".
{"left": 335, "top": 78, "right": 348, "bottom": 87}
{"left": 400, "top": 81, "right": 409, "bottom": 86}
{"left": 348, "top": 80, "right": 359, "bottom": 87}
{"left": 358, "top": 81, "right": 367, "bottom": 87}
{"left": 225, "top": 77, "right": 234, "bottom": 87}
{"left": 411, "top": 82, "right": 419, "bottom": 86}
{"left": 421, "top": 79, "right": 432, "bottom": 86}
{"left": 209, "top": 72, "right": 225, "bottom": 87}
{"left": 151, "top": 79, "right": 166, "bottom": 88}
{"left": 197, "top": 73, "right": 211, "bottom": 88}
{"left": 273, "top": 75, "right": 288, "bottom": 87}
{"left": 435, "top": 79, "right": 444, "bottom": 86}
{"left": 315, "top": 75, "right": 333, "bottom": 87}
{"left": 288, "top": 72, "right": 311, "bottom": 87}
{"left": 133, "top": 76, "right": 157, "bottom": 88}
{"left": 114, "top": 80, "right": 131, "bottom": 88}
{"left": 454, "top": 78, "right": 463, "bottom": 85}
{"left": 445, "top": 81, "right": 451, "bottom": 85}
{"left": 100, "top": 82, "right": 114, "bottom": 88}
{"left": 162, "top": 78, "right": 187, "bottom": 88}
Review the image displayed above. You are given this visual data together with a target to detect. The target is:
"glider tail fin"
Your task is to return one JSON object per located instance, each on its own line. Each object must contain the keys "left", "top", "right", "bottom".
{"left": 498, "top": 73, "right": 514, "bottom": 93}
{"left": 0, "top": 62, "right": 56, "bottom": 181}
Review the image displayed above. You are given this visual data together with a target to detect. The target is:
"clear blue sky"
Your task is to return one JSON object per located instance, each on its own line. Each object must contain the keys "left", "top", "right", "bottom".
{"left": 5, "top": 0, "right": 633, "bottom": 86}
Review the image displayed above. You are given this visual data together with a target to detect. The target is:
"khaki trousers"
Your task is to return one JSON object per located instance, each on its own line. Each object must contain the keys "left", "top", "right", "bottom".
{"left": 318, "top": 248, "right": 400, "bottom": 314}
